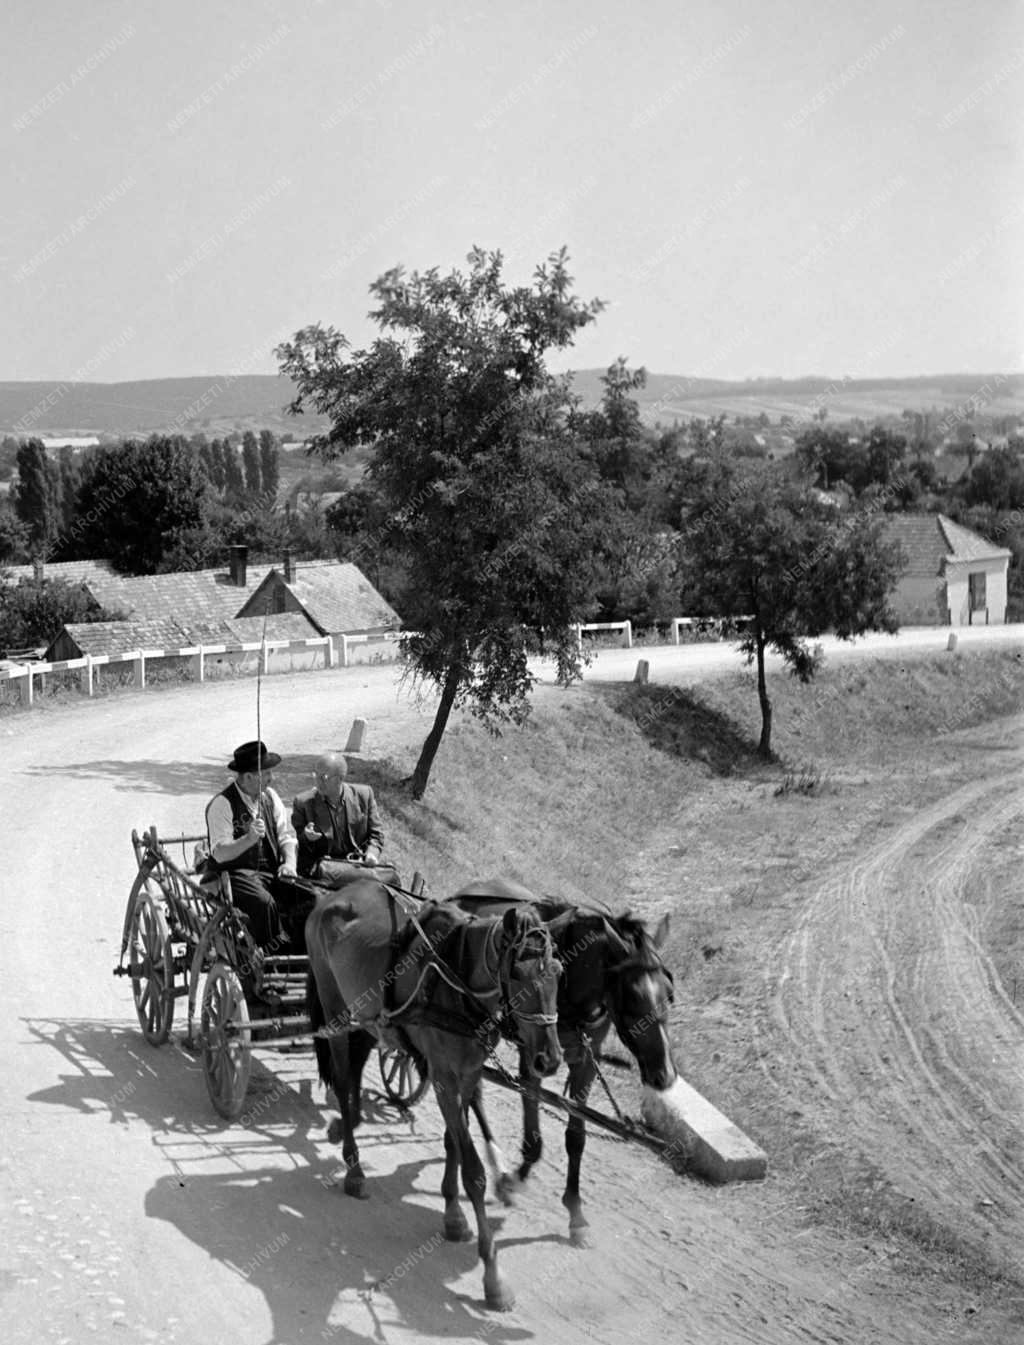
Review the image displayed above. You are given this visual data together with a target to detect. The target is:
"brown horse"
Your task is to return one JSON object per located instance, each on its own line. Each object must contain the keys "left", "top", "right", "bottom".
{"left": 452, "top": 881, "right": 677, "bottom": 1246}
{"left": 305, "top": 878, "right": 562, "bottom": 1311}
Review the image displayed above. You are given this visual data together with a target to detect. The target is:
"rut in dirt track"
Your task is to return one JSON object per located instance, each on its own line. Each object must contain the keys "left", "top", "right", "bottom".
{"left": 765, "top": 755, "right": 1024, "bottom": 1275}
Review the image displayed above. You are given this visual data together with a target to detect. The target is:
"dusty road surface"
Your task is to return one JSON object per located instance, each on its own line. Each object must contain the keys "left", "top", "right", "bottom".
{"left": 2, "top": 630, "right": 1022, "bottom": 1344}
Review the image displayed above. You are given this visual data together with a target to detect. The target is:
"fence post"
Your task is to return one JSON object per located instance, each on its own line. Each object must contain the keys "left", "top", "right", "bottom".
{"left": 339, "top": 634, "right": 349, "bottom": 668}
{"left": 81, "top": 655, "right": 94, "bottom": 697}
{"left": 134, "top": 651, "right": 145, "bottom": 689}
{"left": 260, "top": 642, "right": 270, "bottom": 676}
{"left": 193, "top": 647, "right": 206, "bottom": 682}
{"left": 624, "top": 620, "right": 633, "bottom": 649}
{"left": 323, "top": 636, "right": 334, "bottom": 669}
{"left": 19, "top": 668, "right": 33, "bottom": 707}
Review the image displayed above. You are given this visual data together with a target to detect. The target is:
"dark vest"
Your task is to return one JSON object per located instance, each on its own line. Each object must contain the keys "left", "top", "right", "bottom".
{"left": 211, "top": 784, "right": 279, "bottom": 873}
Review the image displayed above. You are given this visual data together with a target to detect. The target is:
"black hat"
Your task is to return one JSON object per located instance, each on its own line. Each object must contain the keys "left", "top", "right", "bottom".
{"left": 228, "top": 740, "right": 281, "bottom": 773}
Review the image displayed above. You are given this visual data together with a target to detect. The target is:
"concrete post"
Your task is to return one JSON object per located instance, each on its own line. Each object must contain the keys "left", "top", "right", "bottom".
{"left": 80, "top": 655, "right": 94, "bottom": 696}
{"left": 345, "top": 718, "right": 367, "bottom": 753}
{"left": 947, "top": 632, "right": 958, "bottom": 652}
{"left": 634, "top": 659, "right": 649, "bottom": 684}
{"left": 339, "top": 635, "right": 349, "bottom": 669}
{"left": 624, "top": 620, "right": 633, "bottom": 648}
{"left": 193, "top": 648, "right": 205, "bottom": 682}
{"left": 19, "top": 669, "right": 33, "bottom": 707}
{"left": 323, "top": 636, "right": 334, "bottom": 669}
{"left": 133, "top": 652, "right": 145, "bottom": 688}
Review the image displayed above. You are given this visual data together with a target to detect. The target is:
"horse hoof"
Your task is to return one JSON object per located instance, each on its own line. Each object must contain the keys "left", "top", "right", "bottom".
{"left": 326, "top": 1119, "right": 343, "bottom": 1145}
{"left": 569, "top": 1225, "right": 591, "bottom": 1249}
{"left": 444, "top": 1219, "right": 473, "bottom": 1243}
{"left": 485, "top": 1283, "right": 515, "bottom": 1312}
{"left": 495, "top": 1174, "right": 518, "bottom": 1207}
{"left": 343, "top": 1174, "right": 367, "bottom": 1199}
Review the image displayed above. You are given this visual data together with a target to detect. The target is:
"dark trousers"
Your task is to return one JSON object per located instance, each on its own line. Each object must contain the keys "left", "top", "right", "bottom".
{"left": 228, "top": 870, "right": 317, "bottom": 953}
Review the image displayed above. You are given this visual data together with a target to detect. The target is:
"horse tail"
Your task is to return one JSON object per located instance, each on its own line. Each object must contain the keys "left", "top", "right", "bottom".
{"left": 306, "top": 969, "right": 333, "bottom": 1091}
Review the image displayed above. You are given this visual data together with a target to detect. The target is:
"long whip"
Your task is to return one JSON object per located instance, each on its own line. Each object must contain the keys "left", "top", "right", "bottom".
{"left": 256, "top": 602, "right": 269, "bottom": 822}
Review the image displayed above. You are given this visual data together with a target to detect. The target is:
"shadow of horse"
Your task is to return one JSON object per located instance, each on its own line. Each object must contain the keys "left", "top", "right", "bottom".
{"left": 20, "top": 1018, "right": 539, "bottom": 1343}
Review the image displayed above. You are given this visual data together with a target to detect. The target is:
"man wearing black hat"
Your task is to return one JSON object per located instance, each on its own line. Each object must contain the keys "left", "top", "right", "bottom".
{"left": 205, "top": 740, "right": 299, "bottom": 953}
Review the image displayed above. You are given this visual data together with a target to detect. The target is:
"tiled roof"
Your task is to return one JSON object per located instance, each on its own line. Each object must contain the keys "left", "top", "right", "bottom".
{"left": 239, "top": 561, "right": 401, "bottom": 634}
{"left": 883, "top": 514, "right": 1011, "bottom": 575}
{"left": 48, "top": 609, "right": 319, "bottom": 660}
{"left": 1, "top": 559, "right": 118, "bottom": 586}
{"left": 937, "top": 514, "right": 1012, "bottom": 562}
{"left": 83, "top": 564, "right": 279, "bottom": 624}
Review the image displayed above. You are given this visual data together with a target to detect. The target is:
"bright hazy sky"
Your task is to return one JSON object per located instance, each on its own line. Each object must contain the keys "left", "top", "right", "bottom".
{"left": 3, "top": 0, "right": 1021, "bottom": 384}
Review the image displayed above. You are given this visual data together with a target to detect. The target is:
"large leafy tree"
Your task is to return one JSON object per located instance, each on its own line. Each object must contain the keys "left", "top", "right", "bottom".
{"left": 278, "top": 246, "right": 617, "bottom": 796}
{"left": 679, "top": 458, "right": 903, "bottom": 757}
{"left": 73, "top": 436, "right": 208, "bottom": 574}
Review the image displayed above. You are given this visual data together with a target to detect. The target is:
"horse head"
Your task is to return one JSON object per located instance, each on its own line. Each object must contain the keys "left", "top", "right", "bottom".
{"left": 603, "top": 912, "right": 677, "bottom": 1091}
{"left": 498, "top": 906, "right": 562, "bottom": 1078}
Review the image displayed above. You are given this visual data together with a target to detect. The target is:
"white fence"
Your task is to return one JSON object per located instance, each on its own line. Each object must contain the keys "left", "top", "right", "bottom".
{"left": 572, "top": 620, "right": 633, "bottom": 648}
{"left": 671, "top": 615, "right": 754, "bottom": 643}
{"left": 0, "top": 631, "right": 405, "bottom": 707}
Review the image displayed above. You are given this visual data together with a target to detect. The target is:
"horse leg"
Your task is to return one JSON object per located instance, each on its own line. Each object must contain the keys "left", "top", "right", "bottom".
{"left": 562, "top": 1056, "right": 596, "bottom": 1247}
{"left": 324, "top": 1034, "right": 367, "bottom": 1198}
{"left": 441, "top": 1122, "right": 473, "bottom": 1242}
{"left": 469, "top": 1083, "right": 515, "bottom": 1207}
{"left": 346, "top": 1028, "right": 374, "bottom": 1129}
{"left": 517, "top": 1045, "right": 543, "bottom": 1184}
{"left": 436, "top": 1071, "right": 512, "bottom": 1312}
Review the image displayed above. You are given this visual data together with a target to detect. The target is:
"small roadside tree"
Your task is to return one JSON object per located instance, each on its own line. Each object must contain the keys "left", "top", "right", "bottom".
{"left": 679, "top": 459, "right": 903, "bottom": 757}
{"left": 278, "top": 246, "right": 617, "bottom": 796}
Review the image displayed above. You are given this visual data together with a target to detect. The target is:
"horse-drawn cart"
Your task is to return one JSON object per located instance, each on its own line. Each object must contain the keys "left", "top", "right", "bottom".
{"left": 113, "top": 826, "right": 429, "bottom": 1119}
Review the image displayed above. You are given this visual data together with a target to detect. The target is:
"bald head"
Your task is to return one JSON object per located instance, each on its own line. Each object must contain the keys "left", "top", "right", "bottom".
{"left": 315, "top": 753, "right": 347, "bottom": 803}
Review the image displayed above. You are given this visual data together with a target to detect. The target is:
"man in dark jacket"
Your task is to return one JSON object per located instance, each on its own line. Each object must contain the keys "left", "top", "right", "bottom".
{"left": 291, "top": 753, "right": 385, "bottom": 886}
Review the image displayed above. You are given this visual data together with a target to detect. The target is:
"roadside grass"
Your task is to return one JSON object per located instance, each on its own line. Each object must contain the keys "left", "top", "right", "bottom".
{"left": 352, "top": 644, "right": 1024, "bottom": 1309}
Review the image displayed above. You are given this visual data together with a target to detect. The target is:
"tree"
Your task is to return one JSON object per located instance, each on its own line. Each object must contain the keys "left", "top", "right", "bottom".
{"left": 259, "top": 429, "right": 280, "bottom": 502}
{"left": 223, "top": 441, "right": 245, "bottom": 498}
{"left": 73, "top": 436, "right": 208, "bottom": 573}
{"left": 0, "top": 577, "right": 115, "bottom": 652}
{"left": 678, "top": 459, "right": 903, "bottom": 757}
{"left": 56, "top": 449, "right": 82, "bottom": 551}
{"left": 14, "top": 440, "right": 61, "bottom": 555}
{"left": 241, "top": 431, "right": 261, "bottom": 495}
{"left": 0, "top": 498, "right": 29, "bottom": 562}
{"left": 278, "top": 246, "right": 615, "bottom": 796}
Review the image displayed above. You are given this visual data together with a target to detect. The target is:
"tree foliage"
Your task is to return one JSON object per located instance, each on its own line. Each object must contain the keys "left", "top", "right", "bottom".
{"left": 14, "top": 440, "right": 61, "bottom": 555}
{"left": 678, "top": 458, "right": 903, "bottom": 757}
{"left": 73, "top": 437, "right": 208, "bottom": 574}
{"left": 0, "top": 577, "right": 116, "bottom": 653}
{"left": 278, "top": 246, "right": 616, "bottom": 796}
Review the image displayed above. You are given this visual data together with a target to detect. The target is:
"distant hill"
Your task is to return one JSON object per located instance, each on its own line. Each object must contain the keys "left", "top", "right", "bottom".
{"left": 566, "top": 370, "right": 1024, "bottom": 426}
{"left": 1, "top": 370, "right": 1022, "bottom": 438}
{"left": 0, "top": 375, "right": 329, "bottom": 439}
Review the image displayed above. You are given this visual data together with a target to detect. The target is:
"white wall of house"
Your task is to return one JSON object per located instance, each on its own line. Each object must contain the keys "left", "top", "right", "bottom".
{"left": 945, "top": 557, "right": 1008, "bottom": 625}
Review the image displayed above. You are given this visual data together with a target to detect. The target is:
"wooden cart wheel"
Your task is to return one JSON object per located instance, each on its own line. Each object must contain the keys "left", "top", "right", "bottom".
{"left": 201, "top": 963, "right": 251, "bottom": 1120}
{"left": 379, "top": 1047, "right": 429, "bottom": 1107}
{"left": 128, "top": 884, "right": 175, "bottom": 1046}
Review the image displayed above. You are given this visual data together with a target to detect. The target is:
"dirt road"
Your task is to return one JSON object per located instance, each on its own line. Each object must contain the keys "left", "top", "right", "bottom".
{"left": 2, "top": 633, "right": 1022, "bottom": 1343}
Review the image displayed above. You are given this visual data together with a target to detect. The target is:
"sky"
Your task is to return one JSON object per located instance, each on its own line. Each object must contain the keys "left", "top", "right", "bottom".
{"left": 3, "top": 0, "right": 1022, "bottom": 385}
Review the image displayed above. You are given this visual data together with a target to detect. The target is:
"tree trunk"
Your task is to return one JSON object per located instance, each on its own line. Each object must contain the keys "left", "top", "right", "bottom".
{"left": 755, "top": 628, "right": 772, "bottom": 759}
{"left": 410, "top": 663, "right": 461, "bottom": 799}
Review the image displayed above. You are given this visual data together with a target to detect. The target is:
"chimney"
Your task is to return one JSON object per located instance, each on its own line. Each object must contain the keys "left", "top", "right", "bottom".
{"left": 32, "top": 558, "right": 44, "bottom": 582}
{"left": 228, "top": 544, "right": 248, "bottom": 587}
{"left": 282, "top": 550, "right": 295, "bottom": 584}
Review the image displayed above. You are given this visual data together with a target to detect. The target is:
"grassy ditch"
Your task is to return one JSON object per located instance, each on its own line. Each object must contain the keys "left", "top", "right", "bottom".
{"left": 351, "top": 645, "right": 1024, "bottom": 1307}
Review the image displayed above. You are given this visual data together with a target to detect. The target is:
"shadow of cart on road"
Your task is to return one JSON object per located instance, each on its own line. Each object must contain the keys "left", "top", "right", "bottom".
{"left": 21, "top": 1018, "right": 544, "bottom": 1344}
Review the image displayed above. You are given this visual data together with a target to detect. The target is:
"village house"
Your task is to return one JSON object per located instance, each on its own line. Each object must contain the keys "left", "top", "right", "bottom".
{"left": 882, "top": 513, "right": 1011, "bottom": 626}
{"left": 8, "top": 545, "right": 400, "bottom": 661}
